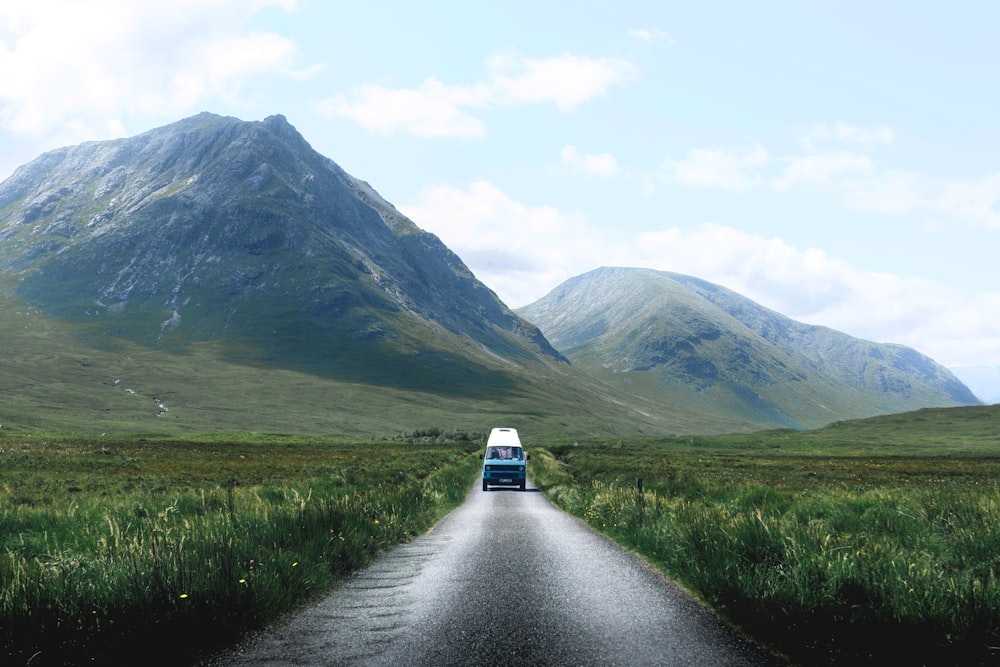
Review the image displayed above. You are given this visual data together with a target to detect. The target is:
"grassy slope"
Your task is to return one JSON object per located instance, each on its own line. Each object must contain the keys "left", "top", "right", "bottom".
{"left": 1, "top": 291, "right": 702, "bottom": 439}
{"left": 519, "top": 268, "right": 976, "bottom": 431}
{"left": 534, "top": 403, "right": 1000, "bottom": 455}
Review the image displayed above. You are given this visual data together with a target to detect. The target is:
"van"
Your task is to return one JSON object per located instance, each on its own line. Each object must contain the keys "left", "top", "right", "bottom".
{"left": 481, "top": 427, "right": 528, "bottom": 491}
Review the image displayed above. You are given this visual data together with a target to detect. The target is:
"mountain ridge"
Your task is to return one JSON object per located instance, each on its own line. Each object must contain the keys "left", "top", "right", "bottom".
{"left": 517, "top": 267, "right": 978, "bottom": 429}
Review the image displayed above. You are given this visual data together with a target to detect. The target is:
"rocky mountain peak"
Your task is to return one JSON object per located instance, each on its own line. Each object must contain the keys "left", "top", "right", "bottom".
{"left": 0, "top": 113, "right": 564, "bottom": 390}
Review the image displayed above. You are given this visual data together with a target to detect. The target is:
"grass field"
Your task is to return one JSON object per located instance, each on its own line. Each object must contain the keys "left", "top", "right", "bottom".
{"left": 0, "top": 289, "right": 680, "bottom": 440}
{"left": 0, "top": 432, "right": 482, "bottom": 665}
{"left": 3, "top": 406, "right": 998, "bottom": 665}
{"left": 531, "top": 405, "right": 1000, "bottom": 666}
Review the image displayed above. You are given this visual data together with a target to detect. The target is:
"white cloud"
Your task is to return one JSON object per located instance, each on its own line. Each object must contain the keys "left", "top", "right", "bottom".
{"left": 799, "top": 122, "right": 895, "bottom": 150}
{"left": 628, "top": 224, "right": 856, "bottom": 314}
{"left": 845, "top": 169, "right": 927, "bottom": 214}
{"left": 170, "top": 31, "right": 304, "bottom": 109}
{"left": 0, "top": 1, "right": 305, "bottom": 138}
{"left": 933, "top": 173, "right": 1000, "bottom": 229}
{"left": 629, "top": 28, "right": 675, "bottom": 45}
{"left": 661, "top": 129, "right": 891, "bottom": 195}
{"left": 487, "top": 51, "right": 635, "bottom": 111}
{"left": 660, "top": 130, "right": 998, "bottom": 233}
{"left": 317, "top": 50, "right": 635, "bottom": 137}
{"left": 662, "top": 143, "right": 768, "bottom": 191}
{"left": 316, "top": 79, "right": 489, "bottom": 138}
{"left": 841, "top": 169, "right": 1000, "bottom": 228}
{"left": 561, "top": 145, "right": 618, "bottom": 176}
{"left": 773, "top": 151, "right": 873, "bottom": 191}
{"left": 398, "top": 181, "right": 608, "bottom": 307}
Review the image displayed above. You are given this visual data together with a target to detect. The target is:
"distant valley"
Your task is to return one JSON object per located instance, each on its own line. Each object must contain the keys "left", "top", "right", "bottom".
{"left": 950, "top": 366, "right": 1000, "bottom": 405}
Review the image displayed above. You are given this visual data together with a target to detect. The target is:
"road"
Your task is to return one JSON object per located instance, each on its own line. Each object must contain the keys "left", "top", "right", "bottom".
{"left": 212, "top": 481, "right": 787, "bottom": 666}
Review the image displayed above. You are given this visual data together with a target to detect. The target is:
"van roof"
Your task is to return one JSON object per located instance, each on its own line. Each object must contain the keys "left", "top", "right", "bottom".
{"left": 487, "top": 427, "right": 521, "bottom": 446}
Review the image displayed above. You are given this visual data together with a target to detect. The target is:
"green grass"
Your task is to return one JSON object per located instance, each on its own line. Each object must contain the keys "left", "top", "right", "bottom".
{"left": 0, "top": 287, "right": 673, "bottom": 439}
{"left": 0, "top": 433, "right": 482, "bottom": 665}
{"left": 531, "top": 405, "right": 1000, "bottom": 666}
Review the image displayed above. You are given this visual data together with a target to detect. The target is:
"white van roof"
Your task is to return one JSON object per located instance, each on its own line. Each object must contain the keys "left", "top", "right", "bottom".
{"left": 487, "top": 427, "right": 521, "bottom": 447}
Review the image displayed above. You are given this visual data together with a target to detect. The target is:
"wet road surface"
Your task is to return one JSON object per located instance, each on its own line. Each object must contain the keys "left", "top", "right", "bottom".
{"left": 212, "top": 482, "right": 787, "bottom": 666}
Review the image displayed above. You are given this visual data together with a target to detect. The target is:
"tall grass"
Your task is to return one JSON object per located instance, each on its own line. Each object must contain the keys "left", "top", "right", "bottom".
{"left": 0, "top": 436, "right": 480, "bottom": 665}
{"left": 533, "top": 446, "right": 1000, "bottom": 666}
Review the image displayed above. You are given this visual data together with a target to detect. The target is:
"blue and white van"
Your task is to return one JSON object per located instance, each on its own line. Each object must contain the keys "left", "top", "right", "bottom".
{"left": 481, "top": 427, "right": 528, "bottom": 491}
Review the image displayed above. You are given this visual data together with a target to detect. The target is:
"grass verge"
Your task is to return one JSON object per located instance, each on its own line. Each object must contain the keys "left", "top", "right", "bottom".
{"left": 0, "top": 434, "right": 481, "bottom": 665}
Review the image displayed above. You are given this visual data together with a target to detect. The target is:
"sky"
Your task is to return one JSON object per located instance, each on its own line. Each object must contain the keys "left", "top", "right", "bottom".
{"left": 2, "top": 1, "right": 999, "bottom": 368}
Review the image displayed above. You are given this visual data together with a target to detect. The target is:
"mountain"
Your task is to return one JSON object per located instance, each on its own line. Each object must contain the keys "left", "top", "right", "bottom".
{"left": 1, "top": 115, "right": 975, "bottom": 438}
{"left": 0, "top": 113, "right": 673, "bottom": 437}
{"left": 950, "top": 366, "right": 1000, "bottom": 404}
{"left": 517, "top": 267, "right": 979, "bottom": 430}
{"left": 0, "top": 113, "right": 564, "bottom": 387}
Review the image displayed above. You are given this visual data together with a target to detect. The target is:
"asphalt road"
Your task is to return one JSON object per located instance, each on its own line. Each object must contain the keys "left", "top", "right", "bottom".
{"left": 212, "top": 481, "right": 787, "bottom": 666}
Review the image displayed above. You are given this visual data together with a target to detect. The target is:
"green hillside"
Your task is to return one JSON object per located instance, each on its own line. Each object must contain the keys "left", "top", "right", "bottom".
{"left": 1, "top": 286, "right": 715, "bottom": 438}
{"left": 519, "top": 267, "right": 978, "bottom": 430}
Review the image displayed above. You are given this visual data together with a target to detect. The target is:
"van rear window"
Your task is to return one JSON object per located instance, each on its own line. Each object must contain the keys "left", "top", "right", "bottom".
{"left": 485, "top": 446, "right": 523, "bottom": 460}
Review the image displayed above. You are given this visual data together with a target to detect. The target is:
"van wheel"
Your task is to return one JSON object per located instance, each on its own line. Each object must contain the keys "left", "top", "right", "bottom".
{"left": 482, "top": 480, "right": 488, "bottom": 492}
{"left": 519, "top": 481, "right": 526, "bottom": 491}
